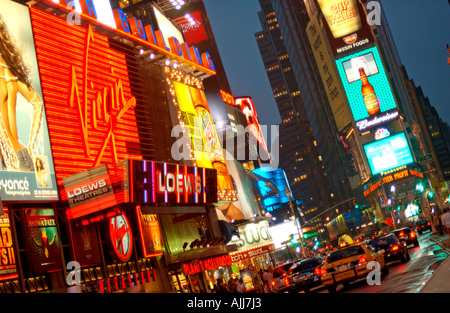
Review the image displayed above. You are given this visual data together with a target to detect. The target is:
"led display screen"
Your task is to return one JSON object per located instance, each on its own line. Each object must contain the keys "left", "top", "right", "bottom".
{"left": 336, "top": 46, "right": 399, "bottom": 128}
{"left": 363, "top": 133, "right": 414, "bottom": 176}
{"left": 269, "top": 220, "right": 300, "bottom": 249}
{"left": 0, "top": 0, "right": 58, "bottom": 202}
{"left": 252, "top": 168, "right": 291, "bottom": 212}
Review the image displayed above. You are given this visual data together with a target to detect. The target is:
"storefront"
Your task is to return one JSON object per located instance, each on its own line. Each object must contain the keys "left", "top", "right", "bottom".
{"left": 0, "top": 0, "right": 229, "bottom": 293}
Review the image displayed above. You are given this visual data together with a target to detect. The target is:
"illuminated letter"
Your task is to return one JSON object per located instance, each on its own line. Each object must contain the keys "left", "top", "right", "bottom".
{"left": 158, "top": 172, "right": 166, "bottom": 192}
{"left": 194, "top": 176, "right": 202, "bottom": 194}
{"left": 168, "top": 37, "right": 183, "bottom": 57}
{"left": 113, "top": 9, "right": 131, "bottom": 33}
{"left": 129, "top": 17, "right": 147, "bottom": 40}
{"left": 181, "top": 43, "right": 192, "bottom": 61}
{"left": 201, "top": 52, "right": 215, "bottom": 71}
{"left": 166, "top": 173, "right": 175, "bottom": 192}
{"left": 155, "top": 30, "right": 170, "bottom": 52}
{"left": 144, "top": 24, "right": 157, "bottom": 45}
{"left": 176, "top": 174, "right": 184, "bottom": 193}
{"left": 171, "top": 125, "right": 191, "bottom": 161}
{"left": 189, "top": 46, "right": 203, "bottom": 66}
{"left": 79, "top": 0, "right": 97, "bottom": 19}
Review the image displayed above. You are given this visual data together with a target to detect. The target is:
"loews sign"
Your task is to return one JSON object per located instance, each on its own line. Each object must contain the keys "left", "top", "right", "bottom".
{"left": 128, "top": 160, "right": 217, "bottom": 205}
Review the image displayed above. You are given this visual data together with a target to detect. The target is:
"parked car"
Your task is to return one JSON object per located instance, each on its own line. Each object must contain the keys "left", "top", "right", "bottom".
{"left": 415, "top": 219, "right": 432, "bottom": 235}
{"left": 391, "top": 227, "right": 419, "bottom": 248}
{"left": 285, "top": 257, "right": 324, "bottom": 293}
{"left": 320, "top": 243, "right": 388, "bottom": 293}
{"left": 270, "top": 262, "right": 294, "bottom": 293}
{"left": 368, "top": 234, "right": 410, "bottom": 264}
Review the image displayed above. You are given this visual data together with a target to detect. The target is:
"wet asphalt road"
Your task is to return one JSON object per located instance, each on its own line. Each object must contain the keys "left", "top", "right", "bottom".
{"left": 314, "top": 232, "right": 449, "bottom": 293}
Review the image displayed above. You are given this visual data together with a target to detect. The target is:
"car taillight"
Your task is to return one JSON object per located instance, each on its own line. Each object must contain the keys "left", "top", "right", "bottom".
{"left": 410, "top": 231, "right": 416, "bottom": 238}
{"left": 314, "top": 267, "right": 321, "bottom": 275}
{"left": 399, "top": 231, "right": 405, "bottom": 237}
{"left": 270, "top": 280, "right": 276, "bottom": 287}
{"left": 282, "top": 272, "right": 287, "bottom": 277}
{"left": 390, "top": 244, "right": 400, "bottom": 252}
{"left": 358, "top": 256, "right": 367, "bottom": 264}
{"left": 284, "top": 277, "right": 290, "bottom": 286}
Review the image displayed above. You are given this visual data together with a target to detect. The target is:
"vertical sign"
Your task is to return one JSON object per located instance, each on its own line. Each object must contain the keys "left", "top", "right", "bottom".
{"left": 307, "top": 13, "right": 352, "bottom": 132}
{"left": 0, "top": 208, "right": 18, "bottom": 281}
{"left": 24, "top": 208, "right": 62, "bottom": 274}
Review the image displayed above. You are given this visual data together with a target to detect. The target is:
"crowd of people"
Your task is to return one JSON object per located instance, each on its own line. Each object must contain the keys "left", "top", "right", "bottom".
{"left": 210, "top": 268, "right": 276, "bottom": 293}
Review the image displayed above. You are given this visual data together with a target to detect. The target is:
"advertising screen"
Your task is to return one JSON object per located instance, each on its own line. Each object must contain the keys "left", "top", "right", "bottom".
{"left": 363, "top": 133, "right": 414, "bottom": 176}
{"left": 319, "top": 0, "right": 374, "bottom": 57}
{"left": 336, "top": 46, "right": 399, "bottom": 131}
{"left": 136, "top": 207, "right": 164, "bottom": 258}
{"left": 269, "top": 220, "right": 301, "bottom": 249}
{"left": 0, "top": 0, "right": 58, "bottom": 202}
{"left": 252, "top": 168, "right": 291, "bottom": 212}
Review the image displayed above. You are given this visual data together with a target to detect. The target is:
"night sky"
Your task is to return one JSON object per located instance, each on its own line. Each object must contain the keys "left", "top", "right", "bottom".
{"left": 203, "top": 0, "right": 450, "bottom": 127}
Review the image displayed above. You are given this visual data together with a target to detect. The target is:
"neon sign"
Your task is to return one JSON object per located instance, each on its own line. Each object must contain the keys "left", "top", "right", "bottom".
{"left": 30, "top": 7, "right": 143, "bottom": 188}
{"left": 128, "top": 160, "right": 217, "bottom": 205}
{"left": 109, "top": 213, "right": 133, "bottom": 263}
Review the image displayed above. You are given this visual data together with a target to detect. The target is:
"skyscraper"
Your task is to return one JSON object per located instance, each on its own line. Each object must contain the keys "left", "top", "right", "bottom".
{"left": 255, "top": 0, "right": 356, "bottom": 229}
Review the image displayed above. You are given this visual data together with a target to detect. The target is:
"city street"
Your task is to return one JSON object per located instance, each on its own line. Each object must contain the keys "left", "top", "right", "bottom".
{"left": 312, "top": 232, "right": 449, "bottom": 293}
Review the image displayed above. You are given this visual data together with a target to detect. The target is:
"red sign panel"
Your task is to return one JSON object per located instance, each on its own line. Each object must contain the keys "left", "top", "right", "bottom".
{"left": 30, "top": 8, "right": 143, "bottom": 194}
{"left": 0, "top": 208, "right": 18, "bottom": 281}
{"left": 182, "top": 255, "right": 233, "bottom": 276}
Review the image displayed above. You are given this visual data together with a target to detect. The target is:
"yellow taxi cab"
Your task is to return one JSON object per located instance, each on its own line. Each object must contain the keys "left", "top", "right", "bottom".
{"left": 320, "top": 242, "right": 388, "bottom": 293}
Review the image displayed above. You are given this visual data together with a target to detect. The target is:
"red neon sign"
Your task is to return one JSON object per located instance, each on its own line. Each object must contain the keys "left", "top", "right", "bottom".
{"left": 30, "top": 8, "right": 143, "bottom": 190}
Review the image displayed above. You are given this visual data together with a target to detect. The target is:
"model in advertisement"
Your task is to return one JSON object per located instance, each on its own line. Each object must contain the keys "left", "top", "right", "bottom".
{"left": 0, "top": 14, "right": 43, "bottom": 172}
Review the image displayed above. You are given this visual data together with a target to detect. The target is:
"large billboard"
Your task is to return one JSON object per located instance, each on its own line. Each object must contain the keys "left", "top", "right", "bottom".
{"left": 318, "top": 0, "right": 374, "bottom": 57}
{"left": 29, "top": 7, "right": 144, "bottom": 191}
{"left": 363, "top": 132, "right": 414, "bottom": 176}
{"left": 252, "top": 167, "right": 292, "bottom": 212}
{"left": 336, "top": 46, "right": 399, "bottom": 131}
{"left": 0, "top": 0, "right": 58, "bottom": 202}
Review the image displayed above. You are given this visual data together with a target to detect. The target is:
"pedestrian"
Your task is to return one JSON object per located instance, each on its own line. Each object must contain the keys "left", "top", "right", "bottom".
{"left": 236, "top": 278, "right": 244, "bottom": 293}
{"left": 433, "top": 212, "right": 444, "bottom": 235}
{"left": 441, "top": 208, "right": 450, "bottom": 238}
{"left": 253, "top": 271, "right": 264, "bottom": 293}
{"left": 262, "top": 268, "right": 274, "bottom": 293}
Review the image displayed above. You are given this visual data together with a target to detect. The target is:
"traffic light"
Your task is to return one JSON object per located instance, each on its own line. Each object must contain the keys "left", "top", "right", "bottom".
{"left": 428, "top": 191, "right": 434, "bottom": 199}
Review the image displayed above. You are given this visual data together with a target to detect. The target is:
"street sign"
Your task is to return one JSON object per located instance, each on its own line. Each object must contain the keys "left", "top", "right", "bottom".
{"left": 418, "top": 154, "right": 433, "bottom": 164}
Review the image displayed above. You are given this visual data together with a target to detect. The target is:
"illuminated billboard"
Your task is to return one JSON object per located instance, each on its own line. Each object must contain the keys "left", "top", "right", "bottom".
{"left": 269, "top": 220, "right": 301, "bottom": 249}
{"left": 30, "top": 7, "right": 144, "bottom": 191}
{"left": 319, "top": 0, "right": 374, "bottom": 57}
{"left": 0, "top": 0, "right": 58, "bottom": 202}
{"left": 336, "top": 46, "right": 399, "bottom": 131}
{"left": 363, "top": 132, "right": 414, "bottom": 176}
{"left": 252, "top": 168, "right": 291, "bottom": 212}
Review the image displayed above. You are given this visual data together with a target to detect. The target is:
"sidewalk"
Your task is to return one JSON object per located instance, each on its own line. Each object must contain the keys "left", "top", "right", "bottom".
{"left": 420, "top": 235, "right": 450, "bottom": 293}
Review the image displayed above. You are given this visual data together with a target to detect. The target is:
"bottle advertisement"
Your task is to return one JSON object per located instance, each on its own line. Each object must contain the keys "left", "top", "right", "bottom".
{"left": 335, "top": 46, "right": 399, "bottom": 132}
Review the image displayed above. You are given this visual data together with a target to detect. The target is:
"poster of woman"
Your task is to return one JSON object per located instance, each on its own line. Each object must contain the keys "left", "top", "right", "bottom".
{"left": 0, "top": 0, "right": 58, "bottom": 201}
